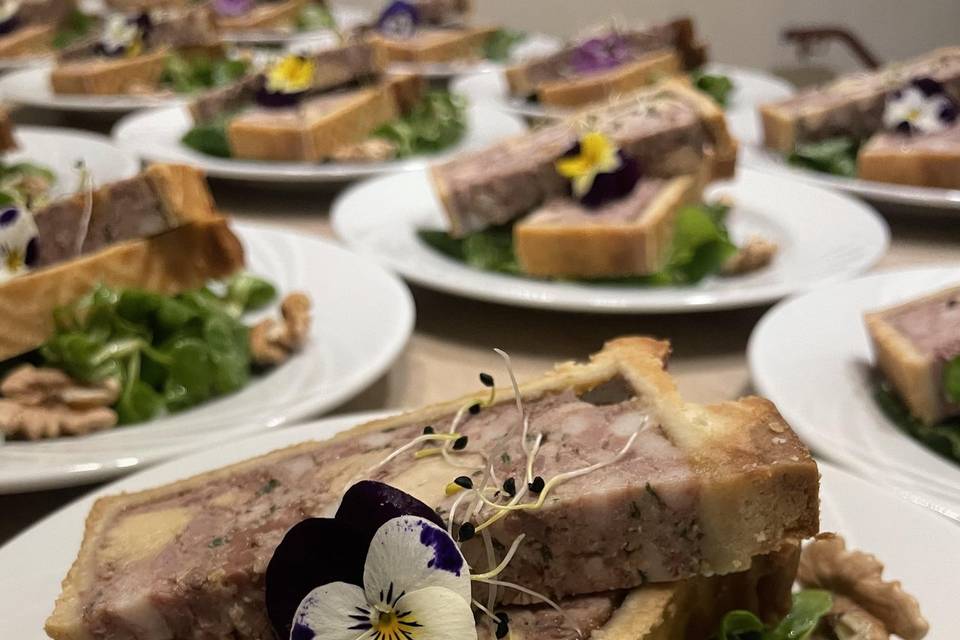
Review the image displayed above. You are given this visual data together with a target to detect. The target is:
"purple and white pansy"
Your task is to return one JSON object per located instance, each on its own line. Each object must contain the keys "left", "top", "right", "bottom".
{"left": 266, "top": 481, "right": 478, "bottom": 640}
{"left": 377, "top": 0, "right": 420, "bottom": 39}
{"left": 883, "top": 77, "right": 959, "bottom": 136}
{"left": 0, "top": 205, "right": 39, "bottom": 282}
{"left": 212, "top": 0, "right": 254, "bottom": 18}
{"left": 0, "top": 0, "right": 21, "bottom": 36}
{"left": 569, "top": 33, "right": 631, "bottom": 75}
{"left": 95, "top": 13, "right": 149, "bottom": 58}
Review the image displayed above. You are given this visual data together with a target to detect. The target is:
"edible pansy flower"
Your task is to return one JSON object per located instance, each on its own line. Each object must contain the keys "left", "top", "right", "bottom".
{"left": 0, "top": 0, "right": 21, "bottom": 36}
{"left": 213, "top": 0, "right": 253, "bottom": 17}
{"left": 883, "top": 77, "right": 959, "bottom": 136}
{"left": 569, "top": 33, "right": 631, "bottom": 74}
{"left": 377, "top": 0, "right": 419, "bottom": 39}
{"left": 256, "top": 55, "right": 316, "bottom": 107}
{"left": 0, "top": 205, "right": 39, "bottom": 282}
{"left": 95, "top": 13, "right": 148, "bottom": 58}
{"left": 265, "top": 481, "right": 477, "bottom": 640}
{"left": 555, "top": 131, "right": 641, "bottom": 208}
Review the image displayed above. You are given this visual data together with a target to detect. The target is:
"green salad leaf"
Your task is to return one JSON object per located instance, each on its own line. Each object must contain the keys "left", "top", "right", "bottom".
{"left": 53, "top": 10, "right": 97, "bottom": 50}
{"left": 692, "top": 70, "right": 734, "bottom": 107}
{"left": 714, "top": 590, "right": 832, "bottom": 640}
{"left": 182, "top": 115, "right": 233, "bottom": 158}
{"left": 0, "top": 161, "right": 57, "bottom": 208}
{"left": 874, "top": 378, "right": 960, "bottom": 463}
{"left": 418, "top": 202, "right": 737, "bottom": 285}
{"left": 161, "top": 53, "right": 249, "bottom": 94}
{"left": 484, "top": 29, "right": 525, "bottom": 62}
{"left": 788, "top": 136, "right": 859, "bottom": 177}
{"left": 373, "top": 91, "right": 467, "bottom": 158}
{"left": 40, "top": 273, "right": 276, "bottom": 426}
{"left": 943, "top": 356, "right": 960, "bottom": 404}
{"left": 297, "top": 2, "right": 336, "bottom": 30}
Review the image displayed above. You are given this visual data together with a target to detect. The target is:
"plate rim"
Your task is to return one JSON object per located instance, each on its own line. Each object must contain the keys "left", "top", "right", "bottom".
{"left": 747, "top": 265, "right": 960, "bottom": 522}
{"left": 110, "top": 103, "right": 527, "bottom": 183}
{"left": 0, "top": 222, "right": 415, "bottom": 493}
{"left": 11, "top": 125, "right": 142, "bottom": 184}
{"left": 742, "top": 144, "right": 960, "bottom": 210}
{"left": 332, "top": 166, "right": 890, "bottom": 314}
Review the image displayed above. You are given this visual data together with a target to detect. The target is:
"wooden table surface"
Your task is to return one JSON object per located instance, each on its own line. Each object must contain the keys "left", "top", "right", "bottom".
{"left": 1, "top": 112, "right": 959, "bottom": 548}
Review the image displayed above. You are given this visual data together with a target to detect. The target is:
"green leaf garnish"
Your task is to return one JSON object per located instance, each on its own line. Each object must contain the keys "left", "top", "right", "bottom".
{"left": 692, "top": 70, "right": 734, "bottom": 107}
{"left": 943, "top": 356, "right": 960, "bottom": 404}
{"left": 182, "top": 116, "right": 233, "bottom": 158}
{"left": 714, "top": 590, "right": 832, "bottom": 640}
{"left": 484, "top": 29, "right": 525, "bottom": 62}
{"left": 874, "top": 378, "right": 960, "bottom": 463}
{"left": 161, "top": 53, "right": 249, "bottom": 94}
{"left": 39, "top": 274, "right": 275, "bottom": 425}
{"left": 788, "top": 136, "right": 860, "bottom": 177}
{"left": 52, "top": 10, "right": 97, "bottom": 50}
{"left": 373, "top": 91, "right": 467, "bottom": 158}
{"left": 297, "top": 2, "right": 336, "bottom": 30}
{"left": 417, "top": 202, "right": 737, "bottom": 285}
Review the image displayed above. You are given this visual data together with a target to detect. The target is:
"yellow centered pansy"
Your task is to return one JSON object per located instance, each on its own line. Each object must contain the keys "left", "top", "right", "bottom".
{"left": 266, "top": 55, "right": 316, "bottom": 94}
{"left": 554, "top": 131, "right": 622, "bottom": 197}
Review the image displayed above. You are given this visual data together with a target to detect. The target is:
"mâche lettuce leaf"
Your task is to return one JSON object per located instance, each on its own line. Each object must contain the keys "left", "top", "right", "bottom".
{"left": 297, "top": 2, "right": 336, "bottom": 30}
{"left": 40, "top": 273, "right": 277, "bottom": 425}
{"left": 374, "top": 91, "right": 467, "bottom": 158}
{"left": 788, "top": 137, "right": 860, "bottom": 177}
{"left": 162, "top": 53, "right": 249, "bottom": 94}
{"left": 714, "top": 590, "right": 832, "bottom": 640}
{"left": 418, "top": 202, "right": 738, "bottom": 285}
{"left": 692, "top": 70, "right": 734, "bottom": 107}
{"left": 943, "top": 356, "right": 960, "bottom": 404}
{"left": 874, "top": 378, "right": 960, "bottom": 464}
{"left": 52, "top": 10, "right": 97, "bottom": 49}
{"left": 182, "top": 115, "right": 233, "bottom": 158}
{"left": 484, "top": 29, "right": 525, "bottom": 62}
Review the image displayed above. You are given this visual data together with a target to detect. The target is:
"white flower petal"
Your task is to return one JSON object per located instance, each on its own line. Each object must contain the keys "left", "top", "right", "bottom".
{"left": 392, "top": 587, "right": 478, "bottom": 640}
{"left": 291, "top": 581, "right": 372, "bottom": 640}
{"left": 363, "top": 516, "right": 472, "bottom": 609}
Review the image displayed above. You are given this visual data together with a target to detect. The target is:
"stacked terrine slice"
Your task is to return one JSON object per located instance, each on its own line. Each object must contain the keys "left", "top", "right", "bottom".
{"left": 47, "top": 337, "right": 818, "bottom": 640}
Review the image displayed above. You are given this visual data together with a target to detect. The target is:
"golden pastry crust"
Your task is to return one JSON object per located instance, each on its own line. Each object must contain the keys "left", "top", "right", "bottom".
{"left": 50, "top": 49, "right": 170, "bottom": 95}
{"left": 368, "top": 26, "right": 497, "bottom": 64}
{"left": 216, "top": 0, "right": 307, "bottom": 31}
{"left": 0, "top": 24, "right": 54, "bottom": 58}
{"left": 858, "top": 136, "right": 960, "bottom": 189}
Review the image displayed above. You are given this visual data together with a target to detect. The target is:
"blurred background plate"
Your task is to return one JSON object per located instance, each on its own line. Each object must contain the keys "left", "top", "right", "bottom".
{"left": 332, "top": 167, "right": 889, "bottom": 313}
{"left": 8, "top": 126, "right": 141, "bottom": 196}
{"left": 111, "top": 103, "right": 526, "bottom": 183}
{"left": 749, "top": 267, "right": 960, "bottom": 524}
{"left": 451, "top": 63, "right": 795, "bottom": 145}
{"left": 0, "top": 223, "right": 414, "bottom": 493}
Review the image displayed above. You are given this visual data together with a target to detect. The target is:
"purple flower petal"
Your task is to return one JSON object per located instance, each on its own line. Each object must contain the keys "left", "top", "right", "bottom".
{"left": 265, "top": 482, "right": 444, "bottom": 640}
{"left": 24, "top": 236, "right": 37, "bottom": 267}
{"left": 213, "top": 0, "right": 253, "bottom": 18}
{"left": 419, "top": 519, "right": 464, "bottom": 575}
{"left": 255, "top": 86, "right": 307, "bottom": 108}
{"left": 895, "top": 120, "right": 914, "bottom": 135}
{"left": 569, "top": 34, "right": 631, "bottom": 74}
{"left": 940, "top": 102, "right": 959, "bottom": 124}
{"left": 0, "top": 14, "right": 19, "bottom": 36}
{"left": 0, "top": 208, "right": 18, "bottom": 227}
{"left": 265, "top": 518, "right": 368, "bottom": 640}
{"left": 911, "top": 76, "right": 945, "bottom": 97}
{"left": 378, "top": 0, "right": 419, "bottom": 38}
{"left": 579, "top": 153, "right": 641, "bottom": 209}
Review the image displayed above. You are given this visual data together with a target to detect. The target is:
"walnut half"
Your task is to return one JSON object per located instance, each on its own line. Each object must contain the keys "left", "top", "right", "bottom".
{"left": 721, "top": 236, "right": 778, "bottom": 276}
{"left": 0, "top": 365, "right": 119, "bottom": 440}
{"left": 250, "top": 292, "right": 312, "bottom": 367}
{"left": 798, "top": 533, "right": 929, "bottom": 640}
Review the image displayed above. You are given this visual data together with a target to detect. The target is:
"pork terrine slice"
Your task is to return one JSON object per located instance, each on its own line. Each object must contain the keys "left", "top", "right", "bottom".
{"left": 47, "top": 337, "right": 818, "bottom": 639}
{"left": 858, "top": 120, "right": 960, "bottom": 189}
{"left": 866, "top": 285, "right": 960, "bottom": 424}
{"left": 760, "top": 46, "right": 960, "bottom": 153}
{"left": 0, "top": 107, "right": 16, "bottom": 154}
{"left": 431, "top": 79, "right": 735, "bottom": 236}
{"left": 514, "top": 175, "right": 699, "bottom": 278}
{"left": 31, "top": 164, "right": 218, "bottom": 268}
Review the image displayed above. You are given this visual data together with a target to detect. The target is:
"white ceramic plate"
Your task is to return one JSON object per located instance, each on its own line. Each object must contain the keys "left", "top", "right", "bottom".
{"left": 0, "top": 54, "right": 54, "bottom": 72}
{"left": 0, "top": 222, "right": 414, "bottom": 493}
{"left": 749, "top": 267, "right": 960, "bottom": 523}
{"left": 332, "top": 167, "right": 889, "bottom": 314}
{"left": 0, "top": 409, "right": 955, "bottom": 638}
{"left": 742, "top": 144, "right": 960, "bottom": 211}
{"left": 220, "top": 5, "right": 370, "bottom": 45}
{"left": 111, "top": 103, "right": 526, "bottom": 183}
{"left": 8, "top": 126, "right": 140, "bottom": 197}
{"left": 385, "top": 32, "right": 562, "bottom": 79}
{"left": 0, "top": 66, "right": 183, "bottom": 114}
{"left": 451, "top": 63, "right": 795, "bottom": 146}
